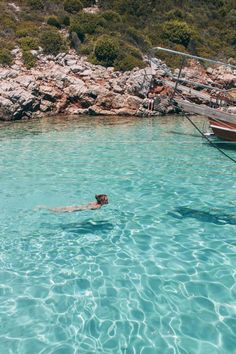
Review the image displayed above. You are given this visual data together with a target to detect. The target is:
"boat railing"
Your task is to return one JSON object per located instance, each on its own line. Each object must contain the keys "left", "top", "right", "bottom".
{"left": 152, "top": 47, "right": 236, "bottom": 70}
{"left": 148, "top": 47, "right": 236, "bottom": 106}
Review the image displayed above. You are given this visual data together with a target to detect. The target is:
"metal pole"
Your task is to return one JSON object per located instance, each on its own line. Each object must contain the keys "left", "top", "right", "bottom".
{"left": 171, "top": 76, "right": 226, "bottom": 92}
{"left": 170, "top": 57, "right": 186, "bottom": 100}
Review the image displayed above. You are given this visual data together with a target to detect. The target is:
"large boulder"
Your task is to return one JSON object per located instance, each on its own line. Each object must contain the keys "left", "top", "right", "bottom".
{"left": 124, "top": 95, "right": 143, "bottom": 110}
{"left": 126, "top": 67, "right": 153, "bottom": 98}
{"left": 0, "top": 97, "right": 15, "bottom": 120}
{"left": 38, "top": 84, "right": 62, "bottom": 102}
{"left": 0, "top": 89, "right": 39, "bottom": 120}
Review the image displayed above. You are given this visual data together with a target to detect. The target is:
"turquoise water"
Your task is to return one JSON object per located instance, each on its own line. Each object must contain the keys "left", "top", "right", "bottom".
{"left": 0, "top": 116, "right": 236, "bottom": 354}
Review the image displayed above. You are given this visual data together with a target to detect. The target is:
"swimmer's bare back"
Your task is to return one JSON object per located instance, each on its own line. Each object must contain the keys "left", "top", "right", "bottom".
{"left": 39, "top": 194, "right": 109, "bottom": 213}
{"left": 49, "top": 202, "right": 101, "bottom": 213}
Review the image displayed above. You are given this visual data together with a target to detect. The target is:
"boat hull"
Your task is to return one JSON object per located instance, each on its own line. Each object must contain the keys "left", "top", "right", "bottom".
{"left": 209, "top": 118, "right": 236, "bottom": 141}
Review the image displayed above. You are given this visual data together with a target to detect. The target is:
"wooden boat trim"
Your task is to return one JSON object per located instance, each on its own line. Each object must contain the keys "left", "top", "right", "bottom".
{"left": 210, "top": 125, "right": 236, "bottom": 133}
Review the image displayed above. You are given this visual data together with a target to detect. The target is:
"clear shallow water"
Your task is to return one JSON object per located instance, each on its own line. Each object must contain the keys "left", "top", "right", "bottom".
{"left": 0, "top": 116, "right": 236, "bottom": 354}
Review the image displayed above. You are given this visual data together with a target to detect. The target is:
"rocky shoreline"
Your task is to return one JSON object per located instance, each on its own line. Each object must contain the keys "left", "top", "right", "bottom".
{"left": 0, "top": 49, "right": 235, "bottom": 121}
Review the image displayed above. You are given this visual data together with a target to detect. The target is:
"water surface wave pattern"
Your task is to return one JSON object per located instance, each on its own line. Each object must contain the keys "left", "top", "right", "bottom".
{"left": 0, "top": 116, "right": 236, "bottom": 354}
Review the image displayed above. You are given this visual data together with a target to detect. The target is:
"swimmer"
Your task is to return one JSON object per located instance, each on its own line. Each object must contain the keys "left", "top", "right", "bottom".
{"left": 39, "top": 195, "right": 108, "bottom": 213}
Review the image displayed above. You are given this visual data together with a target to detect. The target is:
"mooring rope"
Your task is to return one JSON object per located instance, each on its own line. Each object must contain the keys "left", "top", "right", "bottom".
{"left": 138, "top": 56, "right": 236, "bottom": 164}
{"left": 181, "top": 111, "right": 236, "bottom": 164}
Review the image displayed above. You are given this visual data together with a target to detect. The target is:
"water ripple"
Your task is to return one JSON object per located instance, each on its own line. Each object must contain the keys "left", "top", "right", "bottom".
{"left": 0, "top": 116, "right": 236, "bottom": 353}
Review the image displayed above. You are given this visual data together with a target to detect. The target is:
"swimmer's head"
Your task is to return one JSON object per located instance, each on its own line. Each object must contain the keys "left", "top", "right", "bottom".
{"left": 95, "top": 194, "right": 109, "bottom": 205}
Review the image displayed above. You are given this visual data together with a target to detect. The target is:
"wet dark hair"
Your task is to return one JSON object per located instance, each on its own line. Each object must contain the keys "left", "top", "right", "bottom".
{"left": 95, "top": 194, "right": 108, "bottom": 204}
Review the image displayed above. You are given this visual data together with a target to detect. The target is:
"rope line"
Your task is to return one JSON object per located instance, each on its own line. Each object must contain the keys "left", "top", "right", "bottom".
{"left": 140, "top": 56, "right": 236, "bottom": 164}
{"left": 181, "top": 111, "right": 236, "bottom": 164}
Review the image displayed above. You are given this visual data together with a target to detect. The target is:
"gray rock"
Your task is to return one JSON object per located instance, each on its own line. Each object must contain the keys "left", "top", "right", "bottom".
{"left": 111, "top": 94, "right": 126, "bottom": 109}
{"left": 206, "top": 67, "right": 214, "bottom": 75}
{"left": 11, "top": 48, "right": 20, "bottom": 56}
{"left": 85, "top": 85, "right": 102, "bottom": 98}
{"left": 80, "top": 69, "right": 93, "bottom": 77}
{"left": 70, "top": 65, "right": 84, "bottom": 73}
{"left": 40, "top": 100, "right": 54, "bottom": 112}
{"left": 15, "top": 75, "right": 35, "bottom": 89}
{"left": 228, "top": 106, "right": 236, "bottom": 114}
{"left": 67, "top": 76, "right": 85, "bottom": 86}
{"left": 38, "top": 85, "right": 62, "bottom": 102}
{"left": 0, "top": 69, "right": 18, "bottom": 80}
{"left": 0, "top": 88, "right": 38, "bottom": 120}
{"left": 124, "top": 95, "right": 143, "bottom": 110}
{"left": 66, "top": 59, "right": 77, "bottom": 66}
{"left": 88, "top": 106, "right": 115, "bottom": 116}
{"left": 67, "top": 83, "right": 87, "bottom": 99}
{"left": 113, "top": 84, "right": 124, "bottom": 94}
{"left": 126, "top": 67, "right": 153, "bottom": 98}
{"left": 30, "top": 50, "right": 38, "bottom": 57}
{"left": 0, "top": 82, "right": 15, "bottom": 92}
{"left": 114, "top": 108, "right": 137, "bottom": 116}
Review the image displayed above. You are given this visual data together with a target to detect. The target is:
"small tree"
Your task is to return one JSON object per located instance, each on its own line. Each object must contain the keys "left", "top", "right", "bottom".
{"left": 22, "top": 50, "right": 37, "bottom": 69}
{"left": 115, "top": 54, "right": 145, "bottom": 72}
{"left": 16, "top": 22, "right": 39, "bottom": 38}
{"left": 70, "top": 32, "right": 81, "bottom": 51}
{"left": 47, "top": 16, "right": 61, "bottom": 29}
{"left": 60, "top": 15, "right": 70, "bottom": 27}
{"left": 27, "top": 0, "right": 44, "bottom": 10}
{"left": 64, "top": 0, "right": 83, "bottom": 14}
{"left": 0, "top": 49, "right": 13, "bottom": 66}
{"left": 69, "top": 21, "right": 85, "bottom": 42}
{"left": 81, "top": 0, "right": 96, "bottom": 6}
{"left": 19, "top": 36, "right": 39, "bottom": 51}
{"left": 40, "top": 30, "right": 64, "bottom": 56}
{"left": 94, "top": 36, "right": 119, "bottom": 67}
{"left": 162, "top": 20, "right": 192, "bottom": 48}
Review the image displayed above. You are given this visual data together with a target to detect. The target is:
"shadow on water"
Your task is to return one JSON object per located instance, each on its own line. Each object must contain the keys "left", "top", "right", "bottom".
{"left": 167, "top": 130, "right": 201, "bottom": 138}
{"left": 207, "top": 141, "right": 236, "bottom": 151}
{"left": 42, "top": 219, "right": 114, "bottom": 235}
{"left": 169, "top": 207, "right": 236, "bottom": 225}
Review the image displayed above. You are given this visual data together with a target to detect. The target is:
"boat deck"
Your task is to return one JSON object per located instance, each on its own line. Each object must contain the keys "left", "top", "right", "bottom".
{"left": 176, "top": 99, "right": 236, "bottom": 123}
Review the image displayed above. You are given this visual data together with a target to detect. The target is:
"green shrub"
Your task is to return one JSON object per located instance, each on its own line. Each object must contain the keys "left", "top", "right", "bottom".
{"left": 115, "top": 54, "right": 145, "bottom": 72}
{"left": 81, "top": 0, "right": 96, "bottom": 6}
{"left": 22, "top": 50, "right": 37, "bottom": 69}
{"left": 0, "top": 40, "right": 15, "bottom": 51}
{"left": 72, "top": 13, "right": 100, "bottom": 34}
{"left": 40, "top": 30, "right": 64, "bottom": 55}
{"left": 64, "top": 0, "right": 83, "bottom": 14}
{"left": 70, "top": 32, "right": 81, "bottom": 50}
{"left": 118, "top": 0, "right": 150, "bottom": 18}
{"left": 47, "top": 16, "right": 61, "bottom": 29}
{"left": 94, "top": 35, "right": 119, "bottom": 67}
{"left": 125, "top": 27, "right": 151, "bottom": 52}
{"left": 165, "top": 9, "right": 184, "bottom": 21}
{"left": 230, "top": 33, "right": 236, "bottom": 48}
{"left": 162, "top": 20, "right": 193, "bottom": 48}
{"left": 16, "top": 22, "right": 39, "bottom": 38}
{"left": 19, "top": 36, "right": 39, "bottom": 51}
{"left": 124, "top": 44, "right": 143, "bottom": 60}
{"left": 100, "top": 10, "right": 122, "bottom": 25}
{"left": 97, "top": 10, "right": 123, "bottom": 31}
{"left": 226, "top": 9, "right": 236, "bottom": 28}
{"left": 0, "top": 48, "right": 13, "bottom": 66}
{"left": 69, "top": 20, "right": 85, "bottom": 42}
{"left": 0, "top": 16, "right": 17, "bottom": 32}
{"left": 27, "top": 0, "right": 44, "bottom": 10}
{"left": 80, "top": 38, "right": 95, "bottom": 55}
{"left": 60, "top": 15, "right": 70, "bottom": 27}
